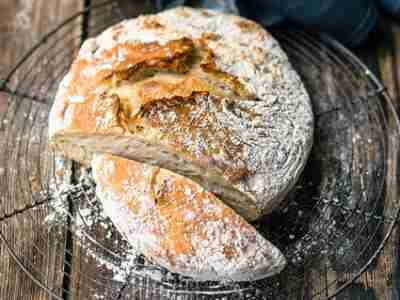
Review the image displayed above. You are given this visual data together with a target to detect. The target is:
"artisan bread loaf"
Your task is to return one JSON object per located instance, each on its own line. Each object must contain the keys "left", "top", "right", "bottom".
{"left": 91, "top": 153, "right": 286, "bottom": 281}
{"left": 49, "top": 7, "right": 313, "bottom": 220}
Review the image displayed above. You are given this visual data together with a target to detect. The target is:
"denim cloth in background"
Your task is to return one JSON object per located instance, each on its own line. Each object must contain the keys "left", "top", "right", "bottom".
{"left": 381, "top": 0, "right": 400, "bottom": 15}
{"left": 158, "top": 0, "right": 238, "bottom": 13}
{"left": 157, "top": 0, "right": 400, "bottom": 47}
{"left": 254, "top": 0, "right": 379, "bottom": 47}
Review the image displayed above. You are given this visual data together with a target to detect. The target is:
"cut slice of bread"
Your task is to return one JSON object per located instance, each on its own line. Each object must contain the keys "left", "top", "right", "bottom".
{"left": 91, "top": 153, "right": 286, "bottom": 281}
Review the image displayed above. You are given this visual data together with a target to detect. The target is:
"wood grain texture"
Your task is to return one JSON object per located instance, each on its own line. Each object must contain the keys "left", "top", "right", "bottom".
{"left": 0, "top": 207, "right": 68, "bottom": 300}
{"left": 0, "top": 1, "right": 82, "bottom": 299}
{"left": 338, "top": 16, "right": 400, "bottom": 300}
{"left": 68, "top": 166, "right": 126, "bottom": 299}
{"left": 0, "top": 2, "right": 400, "bottom": 300}
{"left": 297, "top": 16, "right": 400, "bottom": 300}
{"left": 359, "top": 16, "right": 400, "bottom": 300}
{"left": 65, "top": 1, "right": 129, "bottom": 299}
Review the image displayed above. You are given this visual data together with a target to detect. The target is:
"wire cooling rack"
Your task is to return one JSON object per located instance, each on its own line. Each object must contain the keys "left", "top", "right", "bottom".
{"left": 0, "top": 1, "right": 399, "bottom": 299}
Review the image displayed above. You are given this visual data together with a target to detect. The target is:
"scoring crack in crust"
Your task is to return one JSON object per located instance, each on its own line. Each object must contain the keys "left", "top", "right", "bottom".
{"left": 69, "top": 37, "right": 194, "bottom": 97}
{"left": 67, "top": 35, "right": 254, "bottom": 109}
{"left": 64, "top": 35, "right": 255, "bottom": 182}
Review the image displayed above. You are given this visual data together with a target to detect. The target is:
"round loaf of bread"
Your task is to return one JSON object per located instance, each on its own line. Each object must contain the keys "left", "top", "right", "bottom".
{"left": 92, "top": 153, "right": 286, "bottom": 281}
{"left": 49, "top": 7, "right": 314, "bottom": 220}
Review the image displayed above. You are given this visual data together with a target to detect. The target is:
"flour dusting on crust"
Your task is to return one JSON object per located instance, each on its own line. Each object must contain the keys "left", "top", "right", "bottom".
{"left": 92, "top": 153, "right": 286, "bottom": 281}
{"left": 49, "top": 7, "right": 313, "bottom": 219}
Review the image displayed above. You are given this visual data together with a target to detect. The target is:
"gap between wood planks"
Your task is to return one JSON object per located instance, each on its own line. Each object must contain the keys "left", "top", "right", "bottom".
{"left": 0, "top": 1, "right": 83, "bottom": 300}
{"left": 0, "top": 2, "right": 397, "bottom": 299}
{"left": 61, "top": 2, "right": 91, "bottom": 300}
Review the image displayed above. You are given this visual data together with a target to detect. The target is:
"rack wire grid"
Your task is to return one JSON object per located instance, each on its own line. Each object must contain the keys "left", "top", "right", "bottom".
{"left": 0, "top": 1, "right": 399, "bottom": 299}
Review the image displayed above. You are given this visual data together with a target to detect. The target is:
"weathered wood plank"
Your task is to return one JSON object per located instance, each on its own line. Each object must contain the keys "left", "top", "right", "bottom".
{"left": 280, "top": 23, "right": 395, "bottom": 300}
{"left": 0, "top": 207, "right": 68, "bottom": 300}
{"left": 1, "top": 2, "right": 397, "bottom": 300}
{"left": 63, "top": 1, "right": 130, "bottom": 299}
{"left": 337, "top": 16, "right": 400, "bottom": 300}
{"left": 67, "top": 166, "right": 127, "bottom": 300}
{"left": 357, "top": 16, "right": 400, "bottom": 300}
{"left": 0, "top": 1, "right": 83, "bottom": 299}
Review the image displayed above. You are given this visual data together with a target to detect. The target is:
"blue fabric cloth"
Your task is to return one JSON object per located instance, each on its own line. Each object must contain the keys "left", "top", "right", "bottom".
{"left": 239, "top": 0, "right": 379, "bottom": 47}
{"left": 157, "top": 0, "right": 400, "bottom": 47}
{"left": 380, "top": 0, "right": 400, "bottom": 14}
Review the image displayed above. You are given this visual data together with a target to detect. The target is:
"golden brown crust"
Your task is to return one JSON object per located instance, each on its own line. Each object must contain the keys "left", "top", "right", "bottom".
{"left": 49, "top": 7, "right": 314, "bottom": 221}
{"left": 235, "top": 19, "right": 262, "bottom": 33}
{"left": 92, "top": 153, "right": 286, "bottom": 281}
{"left": 51, "top": 35, "right": 253, "bottom": 184}
{"left": 67, "top": 37, "right": 195, "bottom": 106}
{"left": 142, "top": 17, "right": 165, "bottom": 29}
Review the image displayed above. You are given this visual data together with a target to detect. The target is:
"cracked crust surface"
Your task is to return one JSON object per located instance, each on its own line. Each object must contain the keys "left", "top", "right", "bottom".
{"left": 49, "top": 7, "right": 314, "bottom": 220}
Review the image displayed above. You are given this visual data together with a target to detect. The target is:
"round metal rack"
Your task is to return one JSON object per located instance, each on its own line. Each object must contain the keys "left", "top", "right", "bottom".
{"left": 0, "top": 1, "right": 399, "bottom": 299}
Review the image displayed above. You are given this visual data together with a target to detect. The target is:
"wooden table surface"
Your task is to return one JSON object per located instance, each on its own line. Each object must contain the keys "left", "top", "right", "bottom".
{"left": 0, "top": 1, "right": 399, "bottom": 299}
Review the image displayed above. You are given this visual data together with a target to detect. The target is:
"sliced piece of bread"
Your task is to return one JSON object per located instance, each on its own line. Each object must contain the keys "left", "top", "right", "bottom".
{"left": 92, "top": 153, "right": 286, "bottom": 281}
